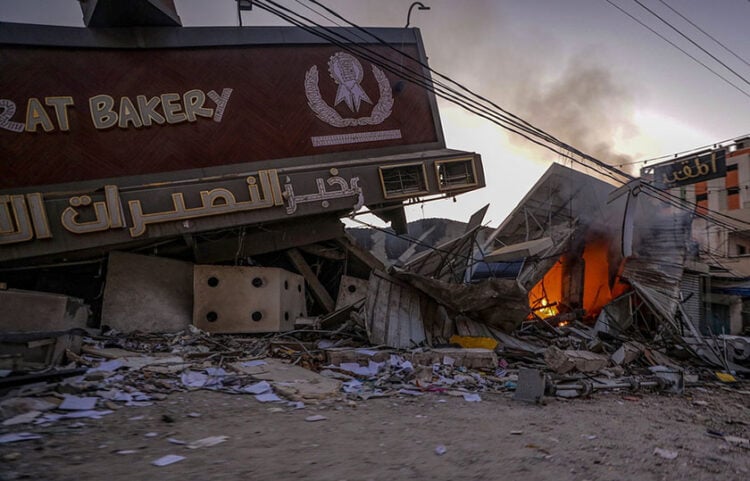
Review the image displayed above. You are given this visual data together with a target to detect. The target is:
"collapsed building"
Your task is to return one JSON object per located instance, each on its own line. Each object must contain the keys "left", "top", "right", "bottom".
{"left": 0, "top": 1, "right": 485, "bottom": 350}
{"left": 0, "top": 1, "right": 747, "bottom": 399}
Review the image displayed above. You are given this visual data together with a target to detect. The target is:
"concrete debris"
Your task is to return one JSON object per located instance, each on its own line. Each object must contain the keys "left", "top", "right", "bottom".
{"left": 544, "top": 346, "right": 609, "bottom": 374}
{"left": 611, "top": 342, "right": 643, "bottom": 366}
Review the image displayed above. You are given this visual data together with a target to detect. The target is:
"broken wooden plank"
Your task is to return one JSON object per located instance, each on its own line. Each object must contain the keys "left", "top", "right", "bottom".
{"left": 286, "top": 248, "right": 335, "bottom": 313}
{"left": 544, "top": 346, "right": 609, "bottom": 374}
{"left": 338, "top": 233, "right": 385, "bottom": 272}
{"left": 299, "top": 243, "right": 346, "bottom": 261}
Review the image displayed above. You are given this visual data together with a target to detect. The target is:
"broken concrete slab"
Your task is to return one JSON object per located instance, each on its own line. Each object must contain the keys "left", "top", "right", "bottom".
{"left": 335, "top": 275, "right": 368, "bottom": 310}
{"left": 0, "top": 289, "right": 89, "bottom": 332}
{"left": 231, "top": 358, "right": 341, "bottom": 402}
{"left": 611, "top": 342, "right": 643, "bottom": 366}
{"left": 101, "top": 251, "right": 192, "bottom": 333}
{"left": 544, "top": 346, "right": 609, "bottom": 374}
{"left": 193, "top": 265, "right": 306, "bottom": 334}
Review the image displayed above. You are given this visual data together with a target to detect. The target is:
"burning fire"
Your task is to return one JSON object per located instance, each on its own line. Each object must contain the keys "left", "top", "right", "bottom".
{"left": 534, "top": 297, "right": 559, "bottom": 319}
{"left": 528, "top": 234, "right": 630, "bottom": 323}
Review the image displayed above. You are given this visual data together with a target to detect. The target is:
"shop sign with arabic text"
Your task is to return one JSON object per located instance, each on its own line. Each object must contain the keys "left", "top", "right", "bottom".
{"left": 653, "top": 149, "right": 726, "bottom": 188}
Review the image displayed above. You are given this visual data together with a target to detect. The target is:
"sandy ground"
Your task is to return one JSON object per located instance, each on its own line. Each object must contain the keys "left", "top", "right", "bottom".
{"left": 1, "top": 386, "right": 748, "bottom": 481}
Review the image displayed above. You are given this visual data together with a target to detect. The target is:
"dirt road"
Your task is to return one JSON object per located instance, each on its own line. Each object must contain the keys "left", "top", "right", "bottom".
{"left": 1, "top": 387, "right": 748, "bottom": 481}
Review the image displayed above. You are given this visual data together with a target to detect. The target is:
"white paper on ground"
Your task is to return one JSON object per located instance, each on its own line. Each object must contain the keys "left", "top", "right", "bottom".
{"left": 36, "top": 410, "right": 114, "bottom": 424}
{"left": 205, "top": 367, "right": 227, "bottom": 377}
{"left": 58, "top": 395, "right": 98, "bottom": 411}
{"left": 152, "top": 454, "right": 186, "bottom": 467}
{"left": 242, "top": 381, "right": 271, "bottom": 395}
{"left": 462, "top": 393, "right": 482, "bottom": 402}
{"left": 342, "top": 379, "right": 363, "bottom": 393}
{"left": 187, "top": 435, "right": 228, "bottom": 449}
{"left": 255, "top": 392, "right": 282, "bottom": 403}
{"left": 180, "top": 371, "right": 208, "bottom": 388}
{"left": 240, "top": 360, "right": 267, "bottom": 367}
{"left": 0, "top": 432, "right": 42, "bottom": 443}
{"left": 87, "top": 359, "right": 124, "bottom": 373}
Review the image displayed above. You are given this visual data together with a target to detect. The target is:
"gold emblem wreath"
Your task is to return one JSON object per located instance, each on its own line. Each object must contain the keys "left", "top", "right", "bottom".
{"left": 305, "top": 64, "right": 394, "bottom": 127}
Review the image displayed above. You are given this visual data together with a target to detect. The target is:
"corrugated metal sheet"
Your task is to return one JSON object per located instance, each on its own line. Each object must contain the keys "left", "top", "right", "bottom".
{"left": 364, "top": 270, "right": 426, "bottom": 349}
{"left": 680, "top": 273, "right": 703, "bottom": 332}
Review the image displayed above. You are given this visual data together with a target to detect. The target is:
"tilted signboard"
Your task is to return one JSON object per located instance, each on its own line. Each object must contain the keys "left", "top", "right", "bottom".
{"left": 0, "top": 25, "right": 443, "bottom": 190}
{"left": 0, "top": 24, "right": 486, "bottom": 263}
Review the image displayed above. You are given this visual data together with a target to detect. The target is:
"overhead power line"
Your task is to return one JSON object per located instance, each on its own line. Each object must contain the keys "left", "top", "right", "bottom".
{"left": 631, "top": 0, "right": 750, "bottom": 89}
{"left": 253, "top": 0, "right": 630, "bottom": 187}
{"left": 254, "top": 0, "right": 750, "bottom": 234}
{"left": 617, "top": 132, "right": 750, "bottom": 167}
{"left": 656, "top": 0, "right": 750, "bottom": 69}
{"left": 603, "top": 0, "right": 750, "bottom": 100}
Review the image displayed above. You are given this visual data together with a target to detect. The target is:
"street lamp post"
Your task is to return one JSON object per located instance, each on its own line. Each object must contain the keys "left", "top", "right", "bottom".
{"left": 405, "top": 2, "right": 430, "bottom": 28}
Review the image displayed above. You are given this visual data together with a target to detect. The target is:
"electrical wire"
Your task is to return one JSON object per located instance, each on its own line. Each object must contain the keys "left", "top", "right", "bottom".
{"left": 307, "top": 0, "right": 632, "bottom": 180}
{"left": 603, "top": 0, "right": 750, "bottom": 100}
{"left": 632, "top": 0, "right": 750, "bottom": 89}
{"left": 656, "top": 0, "right": 750, "bottom": 69}
{"left": 255, "top": 0, "right": 750, "bottom": 236}
{"left": 618, "top": 132, "right": 750, "bottom": 167}
{"left": 254, "top": 0, "right": 631, "bottom": 187}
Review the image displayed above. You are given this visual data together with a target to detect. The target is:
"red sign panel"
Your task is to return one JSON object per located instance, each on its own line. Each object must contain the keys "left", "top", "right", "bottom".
{"left": 0, "top": 41, "right": 440, "bottom": 189}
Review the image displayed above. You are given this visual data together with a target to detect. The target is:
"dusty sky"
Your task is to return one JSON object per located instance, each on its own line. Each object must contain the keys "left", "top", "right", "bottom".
{"left": 2, "top": 0, "right": 749, "bottom": 227}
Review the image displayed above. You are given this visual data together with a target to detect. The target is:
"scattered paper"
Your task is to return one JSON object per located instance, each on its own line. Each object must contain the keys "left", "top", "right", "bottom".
{"left": 355, "top": 349, "right": 378, "bottom": 356}
{"left": 305, "top": 415, "right": 327, "bottom": 422}
{"left": 152, "top": 454, "right": 186, "bottom": 467}
{"left": 58, "top": 395, "right": 98, "bottom": 411}
{"left": 443, "top": 356, "right": 456, "bottom": 366}
{"left": 168, "top": 438, "right": 187, "bottom": 445}
{"left": 435, "top": 444, "right": 447, "bottom": 455}
{"left": 0, "top": 432, "right": 42, "bottom": 444}
{"left": 145, "top": 432, "right": 159, "bottom": 438}
{"left": 88, "top": 359, "right": 124, "bottom": 373}
{"left": 240, "top": 360, "right": 267, "bottom": 367}
{"left": 36, "top": 410, "right": 114, "bottom": 423}
{"left": 181, "top": 371, "right": 209, "bottom": 388}
{"left": 243, "top": 381, "right": 271, "bottom": 395}
{"left": 116, "top": 450, "right": 138, "bottom": 455}
{"left": 205, "top": 367, "right": 227, "bottom": 377}
{"left": 462, "top": 393, "right": 481, "bottom": 402}
{"left": 0, "top": 369, "right": 13, "bottom": 378}
{"left": 653, "top": 447, "right": 678, "bottom": 460}
{"left": 342, "top": 379, "right": 363, "bottom": 394}
{"left": 187, "top": 436, "right": 228, "bottom": 449}
{"left": 255, "top": 392, "right": 282, "bottom": 403}
{"left": 187, "top": 412, "right": 201, "bottom": 418}
{"left": 339, "top": 362, "right": 381, "bottom": 377}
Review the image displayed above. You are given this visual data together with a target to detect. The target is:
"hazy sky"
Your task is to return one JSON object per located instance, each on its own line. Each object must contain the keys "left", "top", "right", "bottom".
{"left": 2, "top": 0, "right": 748, "bottom": 227}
